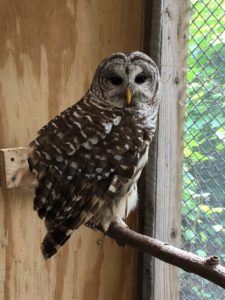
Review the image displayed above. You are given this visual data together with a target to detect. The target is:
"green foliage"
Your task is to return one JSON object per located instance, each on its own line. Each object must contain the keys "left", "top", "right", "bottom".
{"left": 182, "top": 0, "right": 225, "bottom": 298}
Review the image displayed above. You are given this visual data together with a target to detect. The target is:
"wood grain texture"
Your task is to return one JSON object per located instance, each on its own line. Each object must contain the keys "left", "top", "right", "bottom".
{"left": 0, "top": 1, "right": 143, "bottom": 299}
{"left": 154, "top": 1, "right": 189, "bottom": 300}
{"left": 0, "top": 148, "right": 37, "bottom": 188}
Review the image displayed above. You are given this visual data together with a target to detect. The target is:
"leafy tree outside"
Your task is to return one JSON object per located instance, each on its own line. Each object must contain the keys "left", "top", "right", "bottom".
{"left": 181, "top": 0, "right": 225, "bottom": 299}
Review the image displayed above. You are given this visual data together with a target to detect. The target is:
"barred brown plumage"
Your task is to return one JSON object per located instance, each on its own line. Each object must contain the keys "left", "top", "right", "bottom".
{"left": 28, "top": 51, "right": 161, "bottom": 258}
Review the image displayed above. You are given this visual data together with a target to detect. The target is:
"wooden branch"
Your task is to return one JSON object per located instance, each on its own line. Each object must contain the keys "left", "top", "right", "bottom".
{"left": 107, "top": 223, "right": 225, "bottom": 289}
{"left": 1, "top": 147, "right": 225, "bottom": 289}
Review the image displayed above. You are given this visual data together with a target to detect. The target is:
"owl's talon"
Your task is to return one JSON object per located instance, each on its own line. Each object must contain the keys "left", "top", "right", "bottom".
{"left": 101, "top": 222, "right": 111, "bottom": 234}
{"left": 112, "top": 218, "right": 128, "bottom": 229}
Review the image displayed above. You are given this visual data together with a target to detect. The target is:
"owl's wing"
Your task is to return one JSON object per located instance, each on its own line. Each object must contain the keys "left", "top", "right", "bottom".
{"left": 29, "top": 95, "right": 148, "bottom": 258}
{"left": 29, "top": 96, "right": 123, "bottom": 256}
{"left": 30, "top": 97, "right": 124, "bottom": 215}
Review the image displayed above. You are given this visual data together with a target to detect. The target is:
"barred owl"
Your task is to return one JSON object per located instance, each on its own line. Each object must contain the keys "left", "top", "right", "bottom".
{"left": 29, "top": 51, "right": 161, "bottom": 258}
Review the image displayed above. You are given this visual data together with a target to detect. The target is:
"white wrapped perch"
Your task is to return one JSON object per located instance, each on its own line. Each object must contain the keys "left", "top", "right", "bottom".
{"left": 1, "top": 147, "right": 225, "bottom": 289}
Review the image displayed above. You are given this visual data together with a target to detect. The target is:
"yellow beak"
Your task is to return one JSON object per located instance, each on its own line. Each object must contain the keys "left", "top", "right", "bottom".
{"left": 127, "top": 87, "right": 132, "bottom": 105}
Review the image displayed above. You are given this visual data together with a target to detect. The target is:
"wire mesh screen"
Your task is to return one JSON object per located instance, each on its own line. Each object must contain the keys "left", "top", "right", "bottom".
{"left": 181, "top": 0, "right": 225, "bottom": 299}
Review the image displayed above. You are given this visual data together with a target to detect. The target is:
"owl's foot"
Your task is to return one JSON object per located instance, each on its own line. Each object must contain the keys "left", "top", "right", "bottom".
{"left": 101, "top": 217, "right": 128, "bottom": 234}
{"left": 111, "top": 218, "right": 128, "bottom": 228}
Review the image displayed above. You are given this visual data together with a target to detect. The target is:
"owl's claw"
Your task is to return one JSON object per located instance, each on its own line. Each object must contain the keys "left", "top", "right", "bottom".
{"left": 112, "top": 218, "right": 128, "bottom": 229}
{"left": 101, "top": 222, "right": 111, "bottom": 234}
{"left": 100, "top": 217, "right": 128, "bottom": 234}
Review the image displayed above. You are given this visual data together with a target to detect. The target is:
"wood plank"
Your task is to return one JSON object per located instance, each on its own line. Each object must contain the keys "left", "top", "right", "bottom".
{"left": 0, "top": 1, "right": 143, "bottom": 299}
{"left": 0, "top": 148, "right": 36, "bottom": 188}
{"left": 154, "top": 1, "right": 189, "bottom": 299}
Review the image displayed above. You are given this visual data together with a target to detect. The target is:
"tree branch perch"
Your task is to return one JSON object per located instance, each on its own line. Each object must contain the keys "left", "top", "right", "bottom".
{"left": 1, "top": 147, "right": 225, "bottom": 289}
{"left": 107, "top": 223, "right": 225, "bottom": 289}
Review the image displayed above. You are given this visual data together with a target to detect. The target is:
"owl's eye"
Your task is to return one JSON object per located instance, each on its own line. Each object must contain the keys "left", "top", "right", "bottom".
{"left": 109, "top": 74, "right": 123, "bottom": 86}
{"left": 135, "top": 73, "right": 147, "bottom": 84}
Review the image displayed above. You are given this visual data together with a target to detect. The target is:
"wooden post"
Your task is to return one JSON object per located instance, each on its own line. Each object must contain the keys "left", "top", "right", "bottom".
{"left": 153, "top": 1, "right": 189, "bottom": 300}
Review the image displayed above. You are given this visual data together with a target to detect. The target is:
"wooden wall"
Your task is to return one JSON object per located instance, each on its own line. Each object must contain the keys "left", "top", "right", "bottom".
{"left": 0, "top": 1, "right": 143, "bottom": 299}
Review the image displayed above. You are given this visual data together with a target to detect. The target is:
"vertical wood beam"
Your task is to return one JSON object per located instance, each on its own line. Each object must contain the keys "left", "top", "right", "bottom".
{"left": 154, "top": 1, "right": 189, "bottom": 299}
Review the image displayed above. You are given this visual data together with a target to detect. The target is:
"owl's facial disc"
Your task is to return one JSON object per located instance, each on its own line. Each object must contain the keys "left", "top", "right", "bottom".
{"left": 100, "top": 56, "right": 158, "bottom": 109}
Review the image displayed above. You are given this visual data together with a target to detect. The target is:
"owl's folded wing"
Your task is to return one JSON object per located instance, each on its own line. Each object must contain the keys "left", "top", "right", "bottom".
{"left": 29, "top": 95, "right": 148, "bottom": 258}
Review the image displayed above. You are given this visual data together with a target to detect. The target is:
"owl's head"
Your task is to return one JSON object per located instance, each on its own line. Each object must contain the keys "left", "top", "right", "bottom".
{"left": 91, "top": 51, "right": 160, "bottom": 109}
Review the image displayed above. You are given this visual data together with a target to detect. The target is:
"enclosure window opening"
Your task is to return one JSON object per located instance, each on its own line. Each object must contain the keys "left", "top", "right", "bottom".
{"left": 181, "top": 0, "right": 225, "bottom": 299}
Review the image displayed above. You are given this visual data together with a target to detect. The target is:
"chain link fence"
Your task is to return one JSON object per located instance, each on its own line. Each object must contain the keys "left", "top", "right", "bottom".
{"left": 181, "top": 0, "right": 225, "bottom": 299}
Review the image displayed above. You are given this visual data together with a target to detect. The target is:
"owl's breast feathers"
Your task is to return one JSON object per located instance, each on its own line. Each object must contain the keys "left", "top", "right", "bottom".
{"left": 29, "top": 94, "right": 155, "bottom": 258}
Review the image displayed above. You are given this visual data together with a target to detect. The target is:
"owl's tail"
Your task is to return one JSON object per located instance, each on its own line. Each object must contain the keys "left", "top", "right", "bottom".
{"left": 41, "top": 228, "right": 72, "bottom": 259}
{"left": 41, "top": 212, "right": 88, "bottom": 258}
